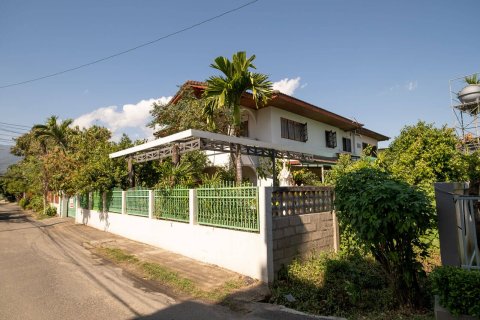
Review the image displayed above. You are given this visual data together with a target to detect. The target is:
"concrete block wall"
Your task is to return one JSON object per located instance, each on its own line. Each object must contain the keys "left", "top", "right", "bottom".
{"left": 272, "top": 211, "right": 335, "bottom": 276}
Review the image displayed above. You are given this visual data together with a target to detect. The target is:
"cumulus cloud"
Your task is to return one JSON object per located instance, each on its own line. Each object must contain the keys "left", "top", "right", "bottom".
{"left": 272, "top": 77, "right": 301, "bottom": 95}
{"left": 73, "top": 96, "right": 171, "bottom": 141}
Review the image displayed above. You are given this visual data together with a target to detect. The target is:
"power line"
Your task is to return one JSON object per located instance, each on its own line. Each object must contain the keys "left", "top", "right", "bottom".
{"left": 0, "top": 0, "right": 259, "bottom": 89}
{"left": 0, "top": 128, "right": 26, "bottom": 135}
{"left": 0, "top": 133, "right": 21, "bottom": 138}
{"left": 0, "top": 122, "right": 31, "bottom": 129}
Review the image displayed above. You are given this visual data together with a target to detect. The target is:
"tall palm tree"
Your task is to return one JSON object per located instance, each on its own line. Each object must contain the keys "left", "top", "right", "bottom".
{"left": 33, "top": 116, "right": 73, "bottom": 214}
{"left": 203, "top": 51, "right": 272, "bottom": 184}
{"left": 33, "top": 115, "right": 73, "bottom": 153}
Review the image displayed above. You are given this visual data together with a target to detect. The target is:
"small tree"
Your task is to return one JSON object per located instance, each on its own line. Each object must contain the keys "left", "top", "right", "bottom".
{"left": 203, "top": 51, "right": 272, "bottom": 184}
{"left": 149, "top": 88, "right": 230, "bottom": 137}
{"left": 335, "top": 167, "right": 435, "bottom": 306}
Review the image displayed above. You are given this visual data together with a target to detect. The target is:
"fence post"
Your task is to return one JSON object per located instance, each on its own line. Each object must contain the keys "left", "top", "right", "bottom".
{"left": 259, "top": 186, "right": 274, "bottom": 283}
{"left": 148, "top": 190, "right": 154, "bottom": 219}
{"left": 332, "top": 210, "right": 340, "bottom": 253}
{"left": 121, "top": 191, "right": 126, "bottom": 215}
{"left": 189, "top": 189, "right": 197, "bottom": 225}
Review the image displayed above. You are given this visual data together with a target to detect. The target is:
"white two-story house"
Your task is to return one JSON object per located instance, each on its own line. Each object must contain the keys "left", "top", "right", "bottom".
{"left": 110, "top": 80, "right": 389, "bottom": 185}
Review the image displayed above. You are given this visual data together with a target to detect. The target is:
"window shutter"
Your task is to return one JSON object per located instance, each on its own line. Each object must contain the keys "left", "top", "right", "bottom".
{"left": 326, "top": 131, "right": 337, "bottom": 148}
{"left": 302, "top": 123, "right": 308, "bottom": 142}
{"left": 281, "top": 118, "right": 287, "bottom": 138}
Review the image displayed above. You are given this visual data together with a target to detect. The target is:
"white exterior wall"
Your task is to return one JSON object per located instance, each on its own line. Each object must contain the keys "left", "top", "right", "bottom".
{"left": 352, "top": 134, "right": 378, "bottom": 155}
{"left": 254, "top": 107, "right": 273, "bottom": 143}
{"left": 75, "top": 187, "right": 273, "bottom": 282}
{"left": 206, "top": 150, "right": 258, "bottom": 168}
{"left": 265, "top": 106, "right": 378, "bottom": 157}
{"left": 200, "top": 105, "right": 381, "bottom": 186}
{"left": 204, "top": 106, "right": 380, "bottom": 161}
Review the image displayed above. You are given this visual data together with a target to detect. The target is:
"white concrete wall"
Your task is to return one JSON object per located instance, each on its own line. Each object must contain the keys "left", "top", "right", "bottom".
{"left": 75, "top": 187, "right": 274, "bottom": 282}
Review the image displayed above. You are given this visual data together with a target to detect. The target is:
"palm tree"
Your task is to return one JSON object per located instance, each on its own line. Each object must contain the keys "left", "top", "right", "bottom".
{"left": 203, "top": 51, "right": 272, "bottom": 184}
{"left": 33, "top": 115, "right": 73, "bottom": 153}
{"left": 33, "top": 116, "right": 73, "bottom": 214}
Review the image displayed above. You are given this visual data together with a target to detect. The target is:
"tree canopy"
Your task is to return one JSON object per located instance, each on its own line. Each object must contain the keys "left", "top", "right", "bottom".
{"left": 149, "top": 88, "right": 230, "bottom": 137}
{"left": 379, "top": 121, "right": 467, "bottom": 198}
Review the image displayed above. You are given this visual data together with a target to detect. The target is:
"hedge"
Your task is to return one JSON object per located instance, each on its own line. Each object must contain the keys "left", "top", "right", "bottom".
{"left": 430, "top": 266, "right": 480, "bottom": 317}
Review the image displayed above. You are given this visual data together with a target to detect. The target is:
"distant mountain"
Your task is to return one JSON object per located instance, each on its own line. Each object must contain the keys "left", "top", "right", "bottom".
{"left": 0, "top": 145, "right": 21, "bottom": 174}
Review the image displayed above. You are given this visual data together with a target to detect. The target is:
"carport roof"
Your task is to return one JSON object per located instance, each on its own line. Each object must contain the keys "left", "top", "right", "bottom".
{"left": 109, "top": 129, "right": 338, "bottom": 164}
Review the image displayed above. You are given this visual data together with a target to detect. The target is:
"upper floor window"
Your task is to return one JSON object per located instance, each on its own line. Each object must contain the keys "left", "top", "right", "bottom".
{"left": 342, "top": 137, "right": 352, "bottom": 152}
{"left": 325, "top": 130, "right": 337, "bottom": 148}
{"left": 281, "top": 118, "right": 308, "bottom": 142}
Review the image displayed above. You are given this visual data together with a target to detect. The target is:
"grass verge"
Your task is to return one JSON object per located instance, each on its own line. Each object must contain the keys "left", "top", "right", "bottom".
{"left": 95, "top": 246, "right": 247, "bottom": 303}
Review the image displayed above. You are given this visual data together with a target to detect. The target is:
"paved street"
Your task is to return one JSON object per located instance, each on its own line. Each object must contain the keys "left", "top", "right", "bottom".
{"left": 0, "top": 202, "right": 333, "bottom": 320}
{"left": 0, "top": 202, "right": 241, "bottom": 320}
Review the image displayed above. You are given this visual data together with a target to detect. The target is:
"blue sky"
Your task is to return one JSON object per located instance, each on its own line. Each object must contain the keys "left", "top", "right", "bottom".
{"left": 1, "top": 0, "right": 479, "bottom": 147}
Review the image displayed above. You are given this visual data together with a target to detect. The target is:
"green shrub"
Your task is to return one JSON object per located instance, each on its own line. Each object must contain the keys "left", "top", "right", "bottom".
{"left": 18, "top": 197, "right": 29, "bottom": 209}
{"left": 335, "top": 167, "right": 435, "bottom": 305}
{"left": 291, "top": 168, "right": 322, "bottom": 186}
{"left": 45, "top": 206, "right": 57, "bottom": 216}
{"left": 430, "top": 266, "right": 480, "bottom": 317}
{"left": 26, "top": 195, "right": 44, "bottom": 213}
{"left": 270, "top": 253, "right": 395, "bottom": 317}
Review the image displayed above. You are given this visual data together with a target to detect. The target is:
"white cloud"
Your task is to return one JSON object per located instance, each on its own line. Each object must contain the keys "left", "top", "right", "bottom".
{"left": 73, "top": 96, "right": 171, "bottom": 141}
{"left": 272, "top": 77, "right": 301, "bottom": 95}
{"left": 406, "top": 80, "right": 418, "bottom": 91}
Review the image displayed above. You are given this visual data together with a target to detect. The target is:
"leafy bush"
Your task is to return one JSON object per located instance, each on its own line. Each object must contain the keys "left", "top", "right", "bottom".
{"left": 270, "top": 253, "right": 395, "bottom": 317}
{"left": 45, "top": 205, "right": 57, "bottom": 216}
{"left": 291, "top": 168, "right": 322, "bottom": 186}
{"left": 430, "top": 266, "right": 480, "bottom": 317}
{"left": 18, "top": 197, "right": 29, "bottom": 209}
{"left": 335, "top": 167, "right": 435, "bottom": 306}
{"left": 25, "top": 195, "right": 44, "bottom": 213}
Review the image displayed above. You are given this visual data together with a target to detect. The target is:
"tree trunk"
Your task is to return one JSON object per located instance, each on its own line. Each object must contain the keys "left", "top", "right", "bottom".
{"left": 172, "top": 143, "right": 180, "bottom": 165}
{"left": 127, "top": 157, "right": 135, "bottom": 188}
{"left": 235, "top": 143, "right": 243, "bottom": 185}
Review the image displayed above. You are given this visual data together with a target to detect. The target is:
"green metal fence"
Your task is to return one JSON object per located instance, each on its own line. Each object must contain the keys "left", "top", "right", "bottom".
{"left": 154, "top": 188, "right": 189, "bottom": 222}
{"left": 106, "top": 188, "right": 123, "bottom": 213}
{"left": 126, "top": 188, "right": 149, "bottom": 217}
{"left": 91, "top": 191, "right": 103, "bottom": 211}
{"left": 197, "top": 183, "right": 259, "bottom": 232}
{"left": 79, "top": 193, "right": 89, "bottom": 209}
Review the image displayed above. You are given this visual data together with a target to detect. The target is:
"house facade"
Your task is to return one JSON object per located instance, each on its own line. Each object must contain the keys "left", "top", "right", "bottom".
{"left": 171, "top": 81, "right": 389, "bottom": 185}
{"left": 110, "top": 80, "right": 388, "bottom": 186}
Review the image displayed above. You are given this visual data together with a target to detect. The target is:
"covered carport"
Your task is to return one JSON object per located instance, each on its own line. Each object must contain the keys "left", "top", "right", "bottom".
{"left": 109, "top": 129, "right": 338, "bottom": 186}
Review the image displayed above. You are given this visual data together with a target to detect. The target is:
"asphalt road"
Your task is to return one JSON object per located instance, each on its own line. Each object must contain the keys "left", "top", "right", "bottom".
{"left": 0, "top": 202, "right": 333, "bottom": 320}
{"left": 0, "top": 202, "right": 241, "bottom": 320}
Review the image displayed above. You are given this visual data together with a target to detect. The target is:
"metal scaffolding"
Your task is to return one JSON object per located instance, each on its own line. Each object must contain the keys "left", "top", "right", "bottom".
{"left": 450, "top": 72, "right": 480, "bottom": 152}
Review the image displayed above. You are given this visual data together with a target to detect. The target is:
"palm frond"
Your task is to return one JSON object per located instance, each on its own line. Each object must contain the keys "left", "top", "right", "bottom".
{"left": 465, "top": 74, "right": 480, "bottom": 85}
